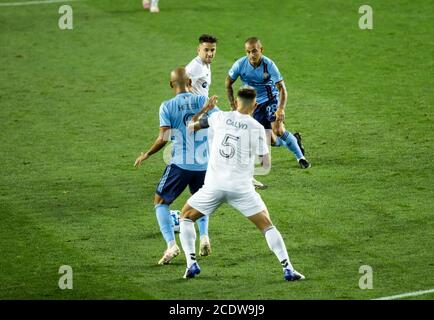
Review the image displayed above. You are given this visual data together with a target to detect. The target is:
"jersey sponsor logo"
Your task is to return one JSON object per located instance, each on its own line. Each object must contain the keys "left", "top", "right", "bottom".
{"left": 201, "top": 81, "right": 208, "bottom": 88}
{"left": 226, "top": 119, "right": 248, "bottom": 130}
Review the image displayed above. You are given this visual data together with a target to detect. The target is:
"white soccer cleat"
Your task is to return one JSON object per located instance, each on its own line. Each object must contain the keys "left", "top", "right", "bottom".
{"left": 199, "top": 235, "right": 211, "bottom": 256}
{"left": 142, "top": 0, "right": 150, "bottom": 9}
{"left": 150, "top": 5, "right": 160, "bottom": 13}
{"left": 157, "top": 244, "right": 180, "bottom": 265}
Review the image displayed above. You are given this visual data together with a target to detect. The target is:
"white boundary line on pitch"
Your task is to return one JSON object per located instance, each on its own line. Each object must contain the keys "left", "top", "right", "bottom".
{"left": 372, "top": 288, "right": 434, "bottom": 300}
{"left": 0, "top": 0, "right": 79, "bottom": 7}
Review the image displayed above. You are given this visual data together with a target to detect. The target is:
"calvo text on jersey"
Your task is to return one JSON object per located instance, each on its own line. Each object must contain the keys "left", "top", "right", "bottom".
{"left": 226, "top": 119, "right": 248, "bottom": 130}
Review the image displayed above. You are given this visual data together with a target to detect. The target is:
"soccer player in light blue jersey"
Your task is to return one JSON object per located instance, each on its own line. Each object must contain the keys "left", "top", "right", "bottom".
{"left": 135, "top": 67, "right": 218, "bottom": 265}
{"left": 225, "top": 37, "right": 311, "bottom": 170}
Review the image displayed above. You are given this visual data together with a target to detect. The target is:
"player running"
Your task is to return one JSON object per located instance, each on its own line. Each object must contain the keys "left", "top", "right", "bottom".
{"left": 178, "top": 86, "right": 305, "bottom": 281}
{"left": 225, "top": 37, "right": 311, "bottom": 172}
{"left": 184, "top": 34, "right": 218, "bottom": 256}
{"left": 134, "top": 67, "right": 218, "bottom": 265}
{"left": 142, "top": 0, "right": 160, "bottom": 13}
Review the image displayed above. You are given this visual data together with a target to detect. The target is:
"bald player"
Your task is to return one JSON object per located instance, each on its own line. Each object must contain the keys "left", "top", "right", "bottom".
{"left": 226, "top": 37, "right": 311, "bottom": 170}
{"left": 135, "top": 67, "right": 218, "bottom": 265}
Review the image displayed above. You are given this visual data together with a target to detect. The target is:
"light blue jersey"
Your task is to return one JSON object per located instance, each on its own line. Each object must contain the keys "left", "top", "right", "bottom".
{"left": 228, "top": 56, "right": 283, "bottom": 105}
{"left": 159, "top": 92, "right": 216, "bottom": 171}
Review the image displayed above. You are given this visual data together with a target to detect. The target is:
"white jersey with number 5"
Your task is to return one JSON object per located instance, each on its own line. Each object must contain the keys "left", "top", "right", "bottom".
{"left": 205, "top": 111, "right": 269, "bottom": 193}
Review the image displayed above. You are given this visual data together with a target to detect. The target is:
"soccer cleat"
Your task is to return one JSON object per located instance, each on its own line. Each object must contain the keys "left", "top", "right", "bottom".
{"left": 183, "top": 262, "right": 201, "bottom": 279}
{"left": 252, "top": 177, "right": 267, "bottom": 190}
{"left": 293, "top": 132, "right": 305, "bottom": 156}
{"left": 284, "top": 269, "right": 305, "bottom": 281}
{"left": 298, "top": 158, "right": 311, "bottom": 169}
{"left": 142, "top": 0, "right": 150, "bottom": 9}
{"left": 157, "top": 244, "right": 180, "bottom": 265}
{"left": 150, "top": 5, "right": 160, "bottom": 13}
{"left": 199, "top": 236, "right": 212, "bottom": 256}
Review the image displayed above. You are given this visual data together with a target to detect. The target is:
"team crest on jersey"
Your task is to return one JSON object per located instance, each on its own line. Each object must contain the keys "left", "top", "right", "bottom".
{"left": 263, "top": 72, "right": 270, "bottom": 80}
{"left": 202, "top": 81, "right": 208, "bottom": 88}
{"left": 183, "top": 113, "right": 195, "bottom": 126}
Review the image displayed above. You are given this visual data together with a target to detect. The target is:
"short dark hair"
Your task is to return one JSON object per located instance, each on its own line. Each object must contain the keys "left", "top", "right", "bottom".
{"left": 245, "top": 37, "right": 261, "bottom": 45}
{"left": 237, "top": 86, "right": 257, "bottom": 100}
{"left": 199, "top": 34, "right": 217, "bottom": 44}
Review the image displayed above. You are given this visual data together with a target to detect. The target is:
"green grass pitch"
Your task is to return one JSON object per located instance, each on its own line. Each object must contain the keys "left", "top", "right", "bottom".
{"left": 0, "top": 0, "right": 433, "bottom": 300}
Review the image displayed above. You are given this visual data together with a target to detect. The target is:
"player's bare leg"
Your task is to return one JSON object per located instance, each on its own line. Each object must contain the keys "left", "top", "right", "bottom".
{"left": 248, "top": 209, "right": 305, "bottom": 281}
{"left": 154, "top": 194, "right": 180, "bottom": 265}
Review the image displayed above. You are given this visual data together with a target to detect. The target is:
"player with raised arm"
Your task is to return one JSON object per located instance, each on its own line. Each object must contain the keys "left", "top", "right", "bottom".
{"left": 225, "top": 37, "right": 311, "bottom": 172}
{"left": 134, "top": 67, "right": 218, "bottom": 265}
{"left": 184, "top": 34, "right": 218, "bottom": 256}
{"left": 186, "top": 34, "right": 266, "bottom": 190}
{"left": 178, "top": 86, "right": 305, "bottom": 281}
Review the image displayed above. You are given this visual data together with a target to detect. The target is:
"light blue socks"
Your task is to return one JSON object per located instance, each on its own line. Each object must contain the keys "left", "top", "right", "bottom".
{"left": 279, "top": 131, "right": 304, "bottom": 160}
{"left": 155, "top": 204, "right": 175, "bottom": 247}
{"left": 196, "top": 215, "right": 209, "bottom": 237}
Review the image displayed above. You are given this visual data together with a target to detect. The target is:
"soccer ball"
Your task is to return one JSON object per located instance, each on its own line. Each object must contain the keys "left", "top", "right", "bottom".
{"left": 170, "top": 210, "right": 181, "bottom": 233}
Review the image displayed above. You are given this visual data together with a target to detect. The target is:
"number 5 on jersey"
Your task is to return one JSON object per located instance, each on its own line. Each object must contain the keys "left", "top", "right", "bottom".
{"left": 219, "top": 134, "right": 240, "bottom": 159}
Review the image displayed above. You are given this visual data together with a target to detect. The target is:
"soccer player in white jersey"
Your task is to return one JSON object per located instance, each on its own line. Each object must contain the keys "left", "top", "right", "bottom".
{"left": 186, "top": 34, "right": 217, "bottom": 97}
{"left": 186, "top": 35, "right": 266, "bottom": 191}
{"left": 184, "top": 34, "right": 217, "bottom": 256}
{"left": 178, "top": 86, "right": 305, "bottom": 281}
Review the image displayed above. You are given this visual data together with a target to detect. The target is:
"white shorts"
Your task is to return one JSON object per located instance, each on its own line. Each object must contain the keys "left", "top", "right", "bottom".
{"left": 187, "top": 186, "right": 266, "bottom": 217}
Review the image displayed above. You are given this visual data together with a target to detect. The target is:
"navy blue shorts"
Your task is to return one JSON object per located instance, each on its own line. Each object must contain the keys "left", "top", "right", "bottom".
{"left": 253, "top": 97, "right": 279, "bottom": 130}
{"left": 155, "top": 164, "right": 206, "bottom": 205}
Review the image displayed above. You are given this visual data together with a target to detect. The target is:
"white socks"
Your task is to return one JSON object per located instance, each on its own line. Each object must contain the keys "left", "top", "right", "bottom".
{"left": 151, "top": 0, "right": 159, "bottom": 6}
{"left": 180, "top": 218, "right": 197, "bottom": 268}
{"left": 264, "top": 226, "right": 294, "bottom": 271}
{"left": 181, "top": 220, "right": 293, "bottom": 271}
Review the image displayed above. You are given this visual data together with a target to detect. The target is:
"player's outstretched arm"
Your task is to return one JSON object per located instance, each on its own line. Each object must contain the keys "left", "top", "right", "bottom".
{"left": 188, "top": 117, "right": 209, "bottom": 132}
{"left": 134, "top": 127, "right": 170, "bottom": 168}
{"left": 275, "top": 80, "right": 287, "bottom": 122}
{"left": 191, "top": 95, "right": 218, "bottom": 122}
{"left": 225, "top": 76, "right": 237, "bottom": 111}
